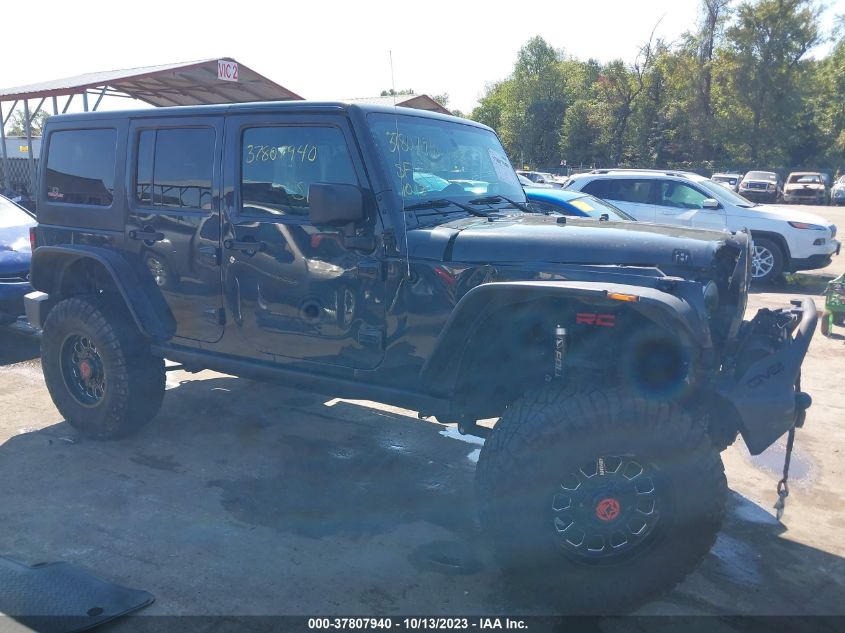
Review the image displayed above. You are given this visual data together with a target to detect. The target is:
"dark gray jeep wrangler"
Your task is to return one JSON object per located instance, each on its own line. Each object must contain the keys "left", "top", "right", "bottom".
{"left": 26, "top": 102, "right": 816, "bottom": 611}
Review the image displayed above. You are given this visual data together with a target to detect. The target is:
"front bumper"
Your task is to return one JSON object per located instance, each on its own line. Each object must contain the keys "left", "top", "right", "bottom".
{"left": 716, "top": 299, "right": 816, "bottom": 455}
{"left": 740, "top": 188, "right": 778, "bottom": 202}
{"left": 783, "top": 191, "right": 825, "bottom": 203}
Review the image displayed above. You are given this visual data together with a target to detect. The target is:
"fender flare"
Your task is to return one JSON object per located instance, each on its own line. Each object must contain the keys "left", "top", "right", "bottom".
{"left": 30, "top": 245, "right": 176, "bottom": 341}
{"left": 419, "top": 280, "right": 711, "bottom": 396}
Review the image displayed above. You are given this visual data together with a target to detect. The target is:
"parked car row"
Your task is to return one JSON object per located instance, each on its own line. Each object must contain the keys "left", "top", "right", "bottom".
{"left": 712, "top": 169, "right": 841, "bottom": 205}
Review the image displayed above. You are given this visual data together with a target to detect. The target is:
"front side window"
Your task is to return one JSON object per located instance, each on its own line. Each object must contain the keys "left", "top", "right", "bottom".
{"left": 240, "top": 126, "right": 357, "bottom": 218}
{"left": 45, "top": 129, "right": 116, "bottom": 206}
{"left": 656, "top": 181, "right": 708, "bottom": 209}
{"left": 135, "top": 128, "right": 215, "bottom": 210}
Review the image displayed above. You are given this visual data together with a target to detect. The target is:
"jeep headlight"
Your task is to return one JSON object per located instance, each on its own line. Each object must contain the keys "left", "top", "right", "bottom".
{"left": 703, "top": 281, "right": 719, "bottom": 315}
{"left": 788, "top": 221, "right": 827, "bottom": 230}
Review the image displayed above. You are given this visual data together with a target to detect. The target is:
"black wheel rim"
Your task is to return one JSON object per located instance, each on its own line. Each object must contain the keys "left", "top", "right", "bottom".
{"left": 60, "top": 334, "right": 106, "bottom": 406}
{"left": 551, "top": 455, "right": 663, "bottom": 562}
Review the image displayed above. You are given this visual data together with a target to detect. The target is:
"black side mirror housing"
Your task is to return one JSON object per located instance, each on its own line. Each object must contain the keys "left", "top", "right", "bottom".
{"left": 309, "top": 183, "right": 365, "bottom": 227}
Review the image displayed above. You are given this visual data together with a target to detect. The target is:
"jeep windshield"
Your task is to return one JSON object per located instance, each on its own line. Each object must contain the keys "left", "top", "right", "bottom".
{"left": 367, "top": 113, "right": 525, "bottom": 216}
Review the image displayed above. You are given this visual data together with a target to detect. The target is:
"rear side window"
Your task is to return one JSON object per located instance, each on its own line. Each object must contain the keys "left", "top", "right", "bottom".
{"left": 135, "top": 128, "right": 215, "bottom": 210}
{"left": 45, "top": 129, "right": 116, "bottom": 206}
{"left": 583, "top": 178, "right": 652, "bottom": 204}
{"left": 240, "top": 126, "right": 357, "bottom": 218}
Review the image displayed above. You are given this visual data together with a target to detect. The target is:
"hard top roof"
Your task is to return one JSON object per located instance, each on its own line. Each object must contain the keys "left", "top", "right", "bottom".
{"left": 44, "top": 100, "right": 486, "bottom": 129}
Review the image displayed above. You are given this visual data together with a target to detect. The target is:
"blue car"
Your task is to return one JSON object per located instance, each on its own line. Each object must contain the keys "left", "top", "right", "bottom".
{"left": 524, "top": 187, "right": 635, "bottom": 221}
{"left": 0, "top": 195, "right": 36, "bottom": 324}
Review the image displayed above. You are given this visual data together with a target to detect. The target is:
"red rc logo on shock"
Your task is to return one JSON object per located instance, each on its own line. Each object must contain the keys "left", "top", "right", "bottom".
{"left": 576, "top": 313, "right": 616, "bottom": 327}
{"left": 595, "top": 498, "right": 621, "bottom": 522}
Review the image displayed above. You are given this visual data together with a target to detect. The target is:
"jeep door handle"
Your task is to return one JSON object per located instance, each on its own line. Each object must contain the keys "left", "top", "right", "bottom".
{"left": 130, "top": 229, "right": 165, "bottom": 242}
{"left": 224, "top": 238, "right": 265, "bottom": 252}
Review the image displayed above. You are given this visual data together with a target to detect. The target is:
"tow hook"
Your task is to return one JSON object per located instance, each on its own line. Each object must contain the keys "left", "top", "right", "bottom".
{"left": 774, "top": 386, "right": 812, "bottom": 522}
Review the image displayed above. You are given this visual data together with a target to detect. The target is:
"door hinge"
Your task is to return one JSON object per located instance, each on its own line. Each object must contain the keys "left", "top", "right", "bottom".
{"left": 357, "top": 260, "right": 384, "bottom": 280}
{"left": 203, "top": 307, "right": 225, "bottom": 325}
{"left": 198, "top": 245, "right": 221, "bottom": 266}
{"left": 357, "top": 325, "right": 385, "bottom": 349}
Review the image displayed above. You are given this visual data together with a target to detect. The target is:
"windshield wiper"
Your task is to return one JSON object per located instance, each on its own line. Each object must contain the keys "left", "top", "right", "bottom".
{"left": 403, "top": 198, "right": 490, "bottom": 217}
{"left": 469, "top": 195, "right": 532, "bottom": 213}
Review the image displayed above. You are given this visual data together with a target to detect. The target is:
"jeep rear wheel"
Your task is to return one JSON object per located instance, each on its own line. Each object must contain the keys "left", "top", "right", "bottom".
{"left": 41, "top": 296, "right": 165, "bottom": 439}
{"left": 476, "top": 388, "right": 726, "bottom": 613}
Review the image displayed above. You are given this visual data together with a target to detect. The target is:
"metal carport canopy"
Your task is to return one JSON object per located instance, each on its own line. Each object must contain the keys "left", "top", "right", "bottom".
{"left": 0, "top": 58, "right": 303, "bottom": 196}
{"left": 0, "top": 58, "right": 303, "bottom": 106}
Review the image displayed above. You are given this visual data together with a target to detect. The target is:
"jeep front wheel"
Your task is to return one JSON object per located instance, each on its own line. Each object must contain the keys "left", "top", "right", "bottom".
{"left": 41, "top": 296, "right": 165, "bottom": 439}
{"left": 476, "top": 388, "right": 726, "bottom": 613}
{"left": 750, "top": 237, "right": 784, "bottom": 283}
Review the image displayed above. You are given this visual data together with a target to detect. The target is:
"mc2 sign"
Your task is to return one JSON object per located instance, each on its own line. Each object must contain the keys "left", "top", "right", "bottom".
{"left": 217, "top": 60, "right": 239, "bottom": 82}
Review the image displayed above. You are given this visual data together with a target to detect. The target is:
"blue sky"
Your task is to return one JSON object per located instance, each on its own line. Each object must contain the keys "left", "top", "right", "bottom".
{"left": 4, "top": 0, "right": 844, "bottom": 116}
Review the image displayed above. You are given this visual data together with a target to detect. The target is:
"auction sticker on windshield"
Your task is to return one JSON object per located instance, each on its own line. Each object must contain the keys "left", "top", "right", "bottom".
{"left": 488, "top": 149, "right": 519, "bottom": 186}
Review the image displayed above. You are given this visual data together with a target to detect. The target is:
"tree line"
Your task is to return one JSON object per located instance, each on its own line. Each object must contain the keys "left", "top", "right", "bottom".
{"left": 469, "top": 0, "right": 845, "bottom": 176}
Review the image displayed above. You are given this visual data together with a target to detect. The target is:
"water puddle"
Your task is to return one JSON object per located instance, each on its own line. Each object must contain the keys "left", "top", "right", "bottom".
{"left": 746, "top": 439, "right": 812, "bottom": 483}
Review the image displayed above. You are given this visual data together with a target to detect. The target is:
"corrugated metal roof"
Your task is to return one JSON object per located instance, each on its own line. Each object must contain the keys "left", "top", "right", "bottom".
{"left": 345, "top": 94, "right": 451, "bottom": 115}
{"left": 0, "top": 58, "right": 303, "bottom": 105}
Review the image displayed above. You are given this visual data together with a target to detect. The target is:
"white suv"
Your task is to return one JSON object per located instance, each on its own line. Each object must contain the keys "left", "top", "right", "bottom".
{"left": 564, "top": 169, "right": 840, "bottom": 282}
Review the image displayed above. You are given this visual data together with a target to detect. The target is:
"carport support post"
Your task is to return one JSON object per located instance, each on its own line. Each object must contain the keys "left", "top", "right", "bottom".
{"left": 23, "top": 100, "right": 36, "bottom": 197}
{"left": 0, "top": 102, "right": 9, "bottom": 192}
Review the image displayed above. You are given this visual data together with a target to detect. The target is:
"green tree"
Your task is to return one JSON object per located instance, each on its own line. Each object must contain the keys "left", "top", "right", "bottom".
{"left": 720, "top": 0, "right": 822, "bottom": 163}
{"left": 5, "top": 109, "right": 49, "bottom": 136}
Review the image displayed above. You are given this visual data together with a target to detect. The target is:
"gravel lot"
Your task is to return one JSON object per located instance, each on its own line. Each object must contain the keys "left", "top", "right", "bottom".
{"left": 0, "top": 205, "right": 843, "bottom": 624}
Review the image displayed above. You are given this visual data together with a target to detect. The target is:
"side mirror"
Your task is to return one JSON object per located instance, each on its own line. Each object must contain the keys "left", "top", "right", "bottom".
{"left": 309, "top": 183, "right": 365, "bottom": 227}
{"left": 702, "top": 198, "right": 721, "bottom": 210}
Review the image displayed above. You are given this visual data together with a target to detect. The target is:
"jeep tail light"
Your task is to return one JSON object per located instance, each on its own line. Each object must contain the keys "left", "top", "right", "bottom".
{"left": 29, "top": 226, "right": 37, "bottom": 252}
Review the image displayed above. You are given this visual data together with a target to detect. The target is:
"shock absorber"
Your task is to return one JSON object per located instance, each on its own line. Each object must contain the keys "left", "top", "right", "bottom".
{"left": 554, "top": 324, "right": 567, "bottom": 379}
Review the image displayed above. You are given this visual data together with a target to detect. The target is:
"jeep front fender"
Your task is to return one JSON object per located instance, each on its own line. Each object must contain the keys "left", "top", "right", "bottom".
{"left": 28, "top": 245, "right": 176, "bottom": 341}
{"left": 420, "top": 280, "right": 711, "bottom": 396}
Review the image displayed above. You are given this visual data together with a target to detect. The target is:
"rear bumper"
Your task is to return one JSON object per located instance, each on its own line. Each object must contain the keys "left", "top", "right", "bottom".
{"left": 0, "top": 281, "right": 32, "bottom": 323}
{"left": 716, "top": 299, "right": 816, "bottom": 455}
{"left": 23, "top": 291, "right": 56, "bottom": 330}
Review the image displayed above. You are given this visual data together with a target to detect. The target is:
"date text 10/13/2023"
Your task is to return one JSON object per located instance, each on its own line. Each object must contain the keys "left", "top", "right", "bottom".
{"left": 307, "top": 618, "right": 528, "bottom": 630}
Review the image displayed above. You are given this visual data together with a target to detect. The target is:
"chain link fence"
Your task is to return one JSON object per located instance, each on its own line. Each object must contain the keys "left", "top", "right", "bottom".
{"left": 0, "top": 158, "right": 37, "bottom": 195}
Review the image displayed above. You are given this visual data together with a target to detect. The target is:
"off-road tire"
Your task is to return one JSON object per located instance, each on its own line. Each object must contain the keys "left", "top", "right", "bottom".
{"left": 41, "top": 295, "right": 165, "bottom": 439}
{"left": 477, "top": 388, "right": 726, "bottom": 614}
{"left": 750, "top": 237, "right": 784, "bottom": 284}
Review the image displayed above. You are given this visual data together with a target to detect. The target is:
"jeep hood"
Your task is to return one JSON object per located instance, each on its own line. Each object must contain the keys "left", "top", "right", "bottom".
{"left": 733, "top": 205, "right": 831, "bottom": 225}
{"left": 408, "top": 214, "right": 734, "bottom": 270}
{"left": 784, "top": 183, "right": 824, "bottom": 191}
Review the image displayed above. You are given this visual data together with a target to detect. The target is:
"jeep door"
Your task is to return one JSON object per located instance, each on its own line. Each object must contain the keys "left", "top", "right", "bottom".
{"left": 654, "top": 180, "right": 727, "bottom": 231}
{"left": 126, "top": 118, "right": 224, "bottom": 343}
{"left": 221, "top": 113, "right": 385, "bottom": 370}
{"left": 581, "top": 178, "right": 657, "bottom": 222}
